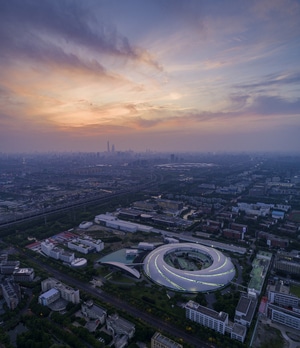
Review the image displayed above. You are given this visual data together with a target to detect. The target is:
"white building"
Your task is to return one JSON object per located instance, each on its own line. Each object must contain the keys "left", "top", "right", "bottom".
{"left": 68, "top": 237, "right": 104, "bottom": 254}
{"left": 234, "top": 295, "right": 257, "bottom": 327}
{"left": 138, "top": 242, "right": 154, "bottom": 250}
{"left": 41, "top": 240, "right": 75, "bottom": 263}
{"left": 60, "top": 250, "right": 75, "bottom": 263}
{"left": 79, "top": 237, "right": 104, "bottom": 252}
{"left": 268, "top": 303, "right": 300, "bottom": 329}
{"left": 268, "top": 282, "right": 299, "bottom": 308}
{"left": 68, "top": 240, "right": 93, "bottom": 254}
{"left": 81, "top": 300, "right": 107, "bottom": 325}
{"left": 94, "top": 213, "right": 153, "bottom": 233}
{"left": 185, "top": 300, "right": 228, "bottom": 334}
{"left": 41, "top": 278, "right": 80, "bottom": 304}
{"left": 231, "top": 323, "right": 247, "bottom": 343}
{"left": 38, "top": 288, "right": 60, "bottom": 306}
{"left": 266, "top": 280, "right": 300, "bottom": 330}
{"left": 79, "top": 221, "right": 93, "bottom": 229}
{"left": 106, "top": 313, "right": 135, "bottom": 348}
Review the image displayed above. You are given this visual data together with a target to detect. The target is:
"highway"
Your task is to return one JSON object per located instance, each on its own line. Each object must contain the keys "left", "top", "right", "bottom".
{"left": 0, "top": 181, "right": 155, "bottom": 229}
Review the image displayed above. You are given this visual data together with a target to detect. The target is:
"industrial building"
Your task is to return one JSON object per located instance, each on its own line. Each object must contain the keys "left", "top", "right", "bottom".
{"left": 94, "top": 213, "right": 153, "bottom": 233}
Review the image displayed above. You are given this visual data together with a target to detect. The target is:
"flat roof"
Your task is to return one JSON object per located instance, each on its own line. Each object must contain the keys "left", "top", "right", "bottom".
{"left": 186, "top": 300, "right": 228, "bottom": 322}
{"left": 41, "top": 288, "right": 59, "bottom": 299}
{"left": 152, "top": 332, "right": 183, "bottom": 348}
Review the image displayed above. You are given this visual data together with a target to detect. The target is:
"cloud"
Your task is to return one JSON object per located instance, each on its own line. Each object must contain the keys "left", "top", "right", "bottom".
{"left": 236, "top": 71, "right": 300, "bottom": 90}
{"left": 248, "top": 95, "right": 300, "bottom": 115}
{"left": 0, "top": 0, "right": 162, "bottom": 70}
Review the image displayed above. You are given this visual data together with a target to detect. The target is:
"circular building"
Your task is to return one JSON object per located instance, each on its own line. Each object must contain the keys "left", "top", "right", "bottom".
{"left": 71, "top": 258, "right": 87, "bottom": 268}
{"left": 143, "top": 243, "right": 235, "bottom": 293}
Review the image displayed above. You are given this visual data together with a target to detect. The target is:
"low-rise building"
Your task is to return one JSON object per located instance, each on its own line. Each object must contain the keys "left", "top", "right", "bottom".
{"left": 234, "top": 295, "right": 257, "bottom": 327}
{"left": 151, "top": 332, "right": 183, "bottom": 348}
{"left": 274, "top": 251, "right": 300, "bottom": 276}
{"left": 81, "top": 300, "right": 107, "bottom": 325}
{"left": 223, "top": 228, "right": 245, "bottom": 240}
{"left": 41, "top": 240, "right": 75, "bottom": 263}
{"left": 13, "top": 268, "right": 35, "bottom": 282}
{"left": 68, "top": 240, "right": 93, "bottom": 254}
{"left": 230, "top": 223, "right": 248, "bottom": 233}
{"left": 231, "top": 323, "right": 247, "bottom": 343}
{"left": 41, "top": 278, "right": 80, "bottom": 304}
{"left": 60, "top": 250, "right": 75, "bottom": 263}
{"left": 257, "top": 231, "right": 289, "bottom": 249}
{"left": 1, "top": 279, "right": 20, "bottom": 310}
{"left": 38, "top": 288, "right": 60, "bottom": 306}
{"left": 267, "top": 303, "right": 300, "bottom": 330}
{"left": 185, "top": 300, "right": 228, "bottom": 334}
{"left": 68, "top": 237, "right": 104, "bottom": 254}
{"left": 0, "top": 260, "right": 20, "bottom": 275}
{"left": 106, "top": 314, "right": 135, "bottom": 348}
{"left": 266, "top": 279, "right": 300, "bottom": 330}
{"left": 138, "top": 242, "right": 154, "bottom": 250}
{"left": 268, "top": 281, "right": 298, "bottom": 307}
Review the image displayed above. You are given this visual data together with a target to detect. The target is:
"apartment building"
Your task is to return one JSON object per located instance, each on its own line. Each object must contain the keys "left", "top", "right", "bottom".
{"left": 185, "top": 300, "right": 228, "bottom": 335}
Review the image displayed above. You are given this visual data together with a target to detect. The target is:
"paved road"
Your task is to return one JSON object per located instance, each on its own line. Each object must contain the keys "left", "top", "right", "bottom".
{"left": 23, "top": 250, "right": 215, "bottom": 348}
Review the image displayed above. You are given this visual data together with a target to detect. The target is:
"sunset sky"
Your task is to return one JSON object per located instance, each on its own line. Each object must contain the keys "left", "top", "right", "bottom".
{"left": 1, "top": 0, "right": 299, "bottom": 153}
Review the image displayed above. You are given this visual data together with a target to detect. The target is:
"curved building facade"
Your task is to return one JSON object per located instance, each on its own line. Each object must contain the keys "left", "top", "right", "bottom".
{"left": 143, "top": 243, "right": 235, "bottom": 293}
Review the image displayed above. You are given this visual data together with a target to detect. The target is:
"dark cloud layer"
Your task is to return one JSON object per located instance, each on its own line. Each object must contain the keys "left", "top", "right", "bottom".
{"left": 249, "top": 95, "right": 300, "bottom": 115}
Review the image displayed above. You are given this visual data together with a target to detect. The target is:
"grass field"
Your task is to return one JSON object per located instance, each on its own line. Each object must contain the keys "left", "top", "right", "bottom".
{"left": 290, "top": 283, "right": 300, "bottom": 297}
{"left": 288, "top": 211, "right": 300, "bottom": 223}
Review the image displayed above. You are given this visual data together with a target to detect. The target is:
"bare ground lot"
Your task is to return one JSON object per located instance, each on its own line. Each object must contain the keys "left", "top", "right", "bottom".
{"left": 252, "top": 322, "right": 288, "bottom": 348}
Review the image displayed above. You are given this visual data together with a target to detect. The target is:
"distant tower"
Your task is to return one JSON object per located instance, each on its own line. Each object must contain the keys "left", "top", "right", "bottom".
{"left": 107, "top": 141, "right": 110, "bottom": 152}
{"left": 112, "top": 144, "right": 115, "bottom": 153}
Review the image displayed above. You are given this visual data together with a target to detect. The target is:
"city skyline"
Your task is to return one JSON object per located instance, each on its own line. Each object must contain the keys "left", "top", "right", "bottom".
{"left": 0, "top": 0, "right": 300, "bottom": 153}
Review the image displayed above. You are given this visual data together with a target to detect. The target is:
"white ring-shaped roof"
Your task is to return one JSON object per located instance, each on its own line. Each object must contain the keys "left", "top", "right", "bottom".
{"left": 143, "top": 243, "right": 235, "bottom": 293}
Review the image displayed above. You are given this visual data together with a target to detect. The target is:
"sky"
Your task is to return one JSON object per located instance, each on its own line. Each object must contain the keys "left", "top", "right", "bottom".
{"left": 0, "top": 0, "right": 300, "bottom": 153}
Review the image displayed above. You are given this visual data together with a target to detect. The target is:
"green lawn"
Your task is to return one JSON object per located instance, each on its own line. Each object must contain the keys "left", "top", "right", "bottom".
{"left": 290, "top": 284, "right": 300, "bottom": 297}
